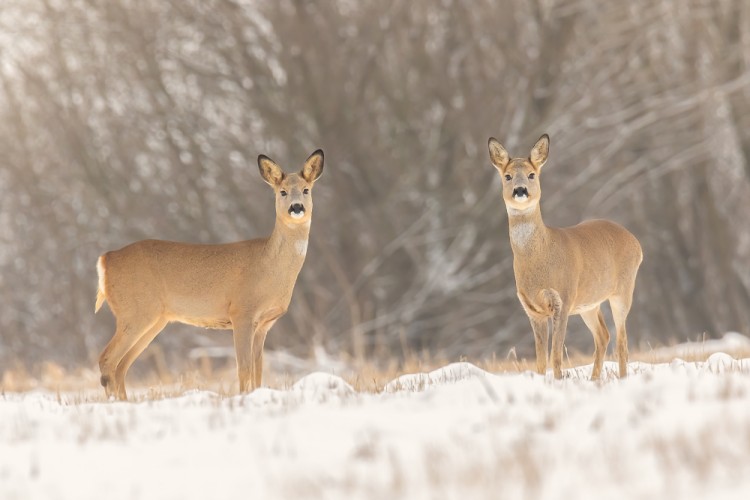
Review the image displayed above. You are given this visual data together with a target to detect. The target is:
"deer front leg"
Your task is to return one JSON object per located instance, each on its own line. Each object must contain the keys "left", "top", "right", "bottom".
{"left": 542, "top": 289, "right": 568, "bottom": 379}
{"left": 518, "top": 293, "right": 550, "bottom": 376}
{"left": 551, "top": 312, "right": 569, "bottom": 379}
{"left": 251, "top": 328, "right": 269, "bottom": 390}
{"left": 531, "top": 317, "right": 549, "bottom": 376}
{"left": 251, "top": 308, "right": 284, "bottom": 389}
{"left": 232, "top": 319, "right": 255, "bottom": 393}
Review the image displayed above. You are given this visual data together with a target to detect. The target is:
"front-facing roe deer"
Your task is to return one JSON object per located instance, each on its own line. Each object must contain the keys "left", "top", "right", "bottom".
{"left": 95, "top": 150, "right": 324, "bottom": 399}
{"left": 488, "top": 135, "right": 642, "bottom": 380}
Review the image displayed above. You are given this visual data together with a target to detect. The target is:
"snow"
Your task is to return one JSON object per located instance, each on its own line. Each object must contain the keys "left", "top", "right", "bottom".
{"left": 2, "top": 356, "right": 750, "bottom": 500}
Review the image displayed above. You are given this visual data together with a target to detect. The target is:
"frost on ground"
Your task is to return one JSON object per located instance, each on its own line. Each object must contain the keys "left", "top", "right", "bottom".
{"left": 2, "top": 353, "right": 750, "bottom": 500}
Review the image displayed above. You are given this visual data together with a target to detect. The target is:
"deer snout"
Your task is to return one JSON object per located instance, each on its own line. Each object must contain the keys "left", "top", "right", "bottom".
{"left": 512, "top": 186, "right": 529, "bottom": 199}
{"left": 288, "top": 203, "right": 305, "bottom": 219}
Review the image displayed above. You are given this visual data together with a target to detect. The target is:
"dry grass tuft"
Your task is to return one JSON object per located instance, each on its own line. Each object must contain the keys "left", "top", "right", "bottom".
{"left": 2, "top": 340, "right": 748, "bottom": 400}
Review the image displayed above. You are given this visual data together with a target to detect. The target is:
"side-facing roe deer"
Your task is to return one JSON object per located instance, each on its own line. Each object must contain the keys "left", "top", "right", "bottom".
{"left": 95, "top": 150, "right": 324, "bottom": 399}
{"left": 487, "top": 135, "right": 642, "bottom": 380}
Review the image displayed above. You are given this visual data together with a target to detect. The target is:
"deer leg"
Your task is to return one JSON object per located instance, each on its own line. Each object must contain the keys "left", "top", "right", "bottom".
{"left": 99, "top": 314, "right": 161, "bottom": 400}
{"left": 550, "top": 313, "right": 569, "bottom": 379}
{"left": 232, "top": 320, "right": 255, "bottom": 394}
{"left": 529, "top": 316, "right": 549, "bottom": 375}
{"left": 580, "top": 307, "right": 611, "bottom": 381}
{"left": 609, "top": 295, "right": 632, "bottom": 378}
{"left": 114, "top": 317, "right": 168, "bottom": 399}
{"left": 251, "top": 310, "right": 284, "bottom": 389}
{"left": 251, "top": 327, "right": 270, "bottom": 390}
{"left": 543, "top": 289, "right": 567, "bottom": 379}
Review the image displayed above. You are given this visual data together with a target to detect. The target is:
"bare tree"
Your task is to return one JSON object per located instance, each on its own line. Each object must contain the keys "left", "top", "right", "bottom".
{"left": 0, "top": 0, "right": 748, "bottom": 371}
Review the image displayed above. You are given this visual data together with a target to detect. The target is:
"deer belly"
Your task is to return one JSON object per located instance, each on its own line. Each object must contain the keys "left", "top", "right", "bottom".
{"left": 570, "top": 302, "right": 600, "bottom": 315}
{"left": 166, "top": 296, "right": 232, "bottom": 330}
{"left": 177, "top": 316, "right": 233, "bottom": 330}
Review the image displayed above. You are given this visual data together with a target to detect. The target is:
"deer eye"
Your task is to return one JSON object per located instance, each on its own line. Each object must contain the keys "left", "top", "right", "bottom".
{"left": 303, "top": 188, "right": 309, "bottom": 195}
{"left": 280, "top": 190, "right": 288, "bottom": 197}
{"left": 528, "top": 173, "right": 535, "bottom": 180}
{"left": 504, "top": 174, "right": 512, "bottom": 181}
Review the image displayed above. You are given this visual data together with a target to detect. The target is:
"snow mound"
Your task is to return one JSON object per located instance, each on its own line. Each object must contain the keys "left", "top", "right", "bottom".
{"left": 384, "top": 361, "right": 490, "bottom": 392}
{"left": 701, "top": 351, "right": 750, "bottom": 373}
{"left": 171, "top": 389, "right": 222, "bottom": 405}
{"left": 227, "top": 372, "right": 356, "bottom": 408}
{"left": 290, "top": 372, "right": 356, "bottom": 403}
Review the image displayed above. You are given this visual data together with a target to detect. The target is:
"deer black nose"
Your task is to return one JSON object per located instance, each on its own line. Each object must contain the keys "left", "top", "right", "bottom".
{"left": 289, "top": 203, "right": 305, "bottom": 215}
{"left": 513, "top": 187, "right": 529, "bottom": 198}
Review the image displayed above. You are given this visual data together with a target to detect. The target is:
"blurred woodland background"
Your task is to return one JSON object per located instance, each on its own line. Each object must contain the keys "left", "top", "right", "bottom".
{"left": 1, "top": 0, "right": 749, "bottom": 373}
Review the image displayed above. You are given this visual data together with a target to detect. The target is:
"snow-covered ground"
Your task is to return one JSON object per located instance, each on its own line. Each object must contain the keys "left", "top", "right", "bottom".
{"left": 2, "top": 354, "right": 750, "bottom": 500}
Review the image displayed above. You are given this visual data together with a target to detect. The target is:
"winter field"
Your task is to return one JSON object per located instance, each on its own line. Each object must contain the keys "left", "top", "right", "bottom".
{"left": 2, "top": 335, "right": 750, "bottom": 500}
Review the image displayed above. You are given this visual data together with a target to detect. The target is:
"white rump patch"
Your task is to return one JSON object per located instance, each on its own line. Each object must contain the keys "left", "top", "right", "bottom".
{"left": 96, "top": 256, "right": 106, "bottom": 292}
{"left": 510, "top": 222, "right": 536, "bottom": 248}
{"left": 295, "top": 239, "right": 308, "bottom": 256}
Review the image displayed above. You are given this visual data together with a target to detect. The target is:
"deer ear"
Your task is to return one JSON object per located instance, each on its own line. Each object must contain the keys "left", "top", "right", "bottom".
{"left": 530, "top": 134, "right": 550, "bottom": 169}
{"left": 258, "top": 155, "right": 285, "bottom": 187}
{"left": 488, "top": 138, "right": 510, "bottom": 172}
{"left": 301, "top": 149, "right": 324, "bottom": 183}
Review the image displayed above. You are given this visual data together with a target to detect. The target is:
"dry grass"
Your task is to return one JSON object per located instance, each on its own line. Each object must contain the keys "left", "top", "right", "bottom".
{"left": 2, "top": 341, "right": 748, "bottom": 400}
{"left": 0, "top": 352, "right": 538, "bottom": 398}
{"left": 631, "top": 344, "right": 750, "bottom": 364}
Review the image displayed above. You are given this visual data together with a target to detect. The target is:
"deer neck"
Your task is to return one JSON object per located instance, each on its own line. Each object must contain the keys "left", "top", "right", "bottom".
{"left": 507, "top": 202, "right": 548, "bottom": 254}
{"left": 265, "top": 217, "right": 311, "bottom": 262}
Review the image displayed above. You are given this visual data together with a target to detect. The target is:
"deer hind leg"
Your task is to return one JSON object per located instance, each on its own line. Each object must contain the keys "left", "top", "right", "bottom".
{"left": 542, "top": 289, "right": 568, "bottom": 379}
{"left": 609, "top": 294, "right": 633, "bottom": 378}
{"left": 580, "top": 306, "right": 611, "bottom": 381}
{"left": 113, "top": 317, "right": 168, "bottom": 399}
{"left": 99, "top": 313, "right": 161, "bottom": 400}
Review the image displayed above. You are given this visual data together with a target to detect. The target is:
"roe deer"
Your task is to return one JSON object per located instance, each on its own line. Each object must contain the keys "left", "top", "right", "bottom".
{"left": 487, "top": 135, "right": 642, "bottom": 380}
{"left": 95, "top": 149, "right": 324, "bottom": 399}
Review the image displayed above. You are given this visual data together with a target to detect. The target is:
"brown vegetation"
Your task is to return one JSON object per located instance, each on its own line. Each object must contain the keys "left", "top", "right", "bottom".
{"left": 3, "top": 342, "right": 749, "bottom": 400}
